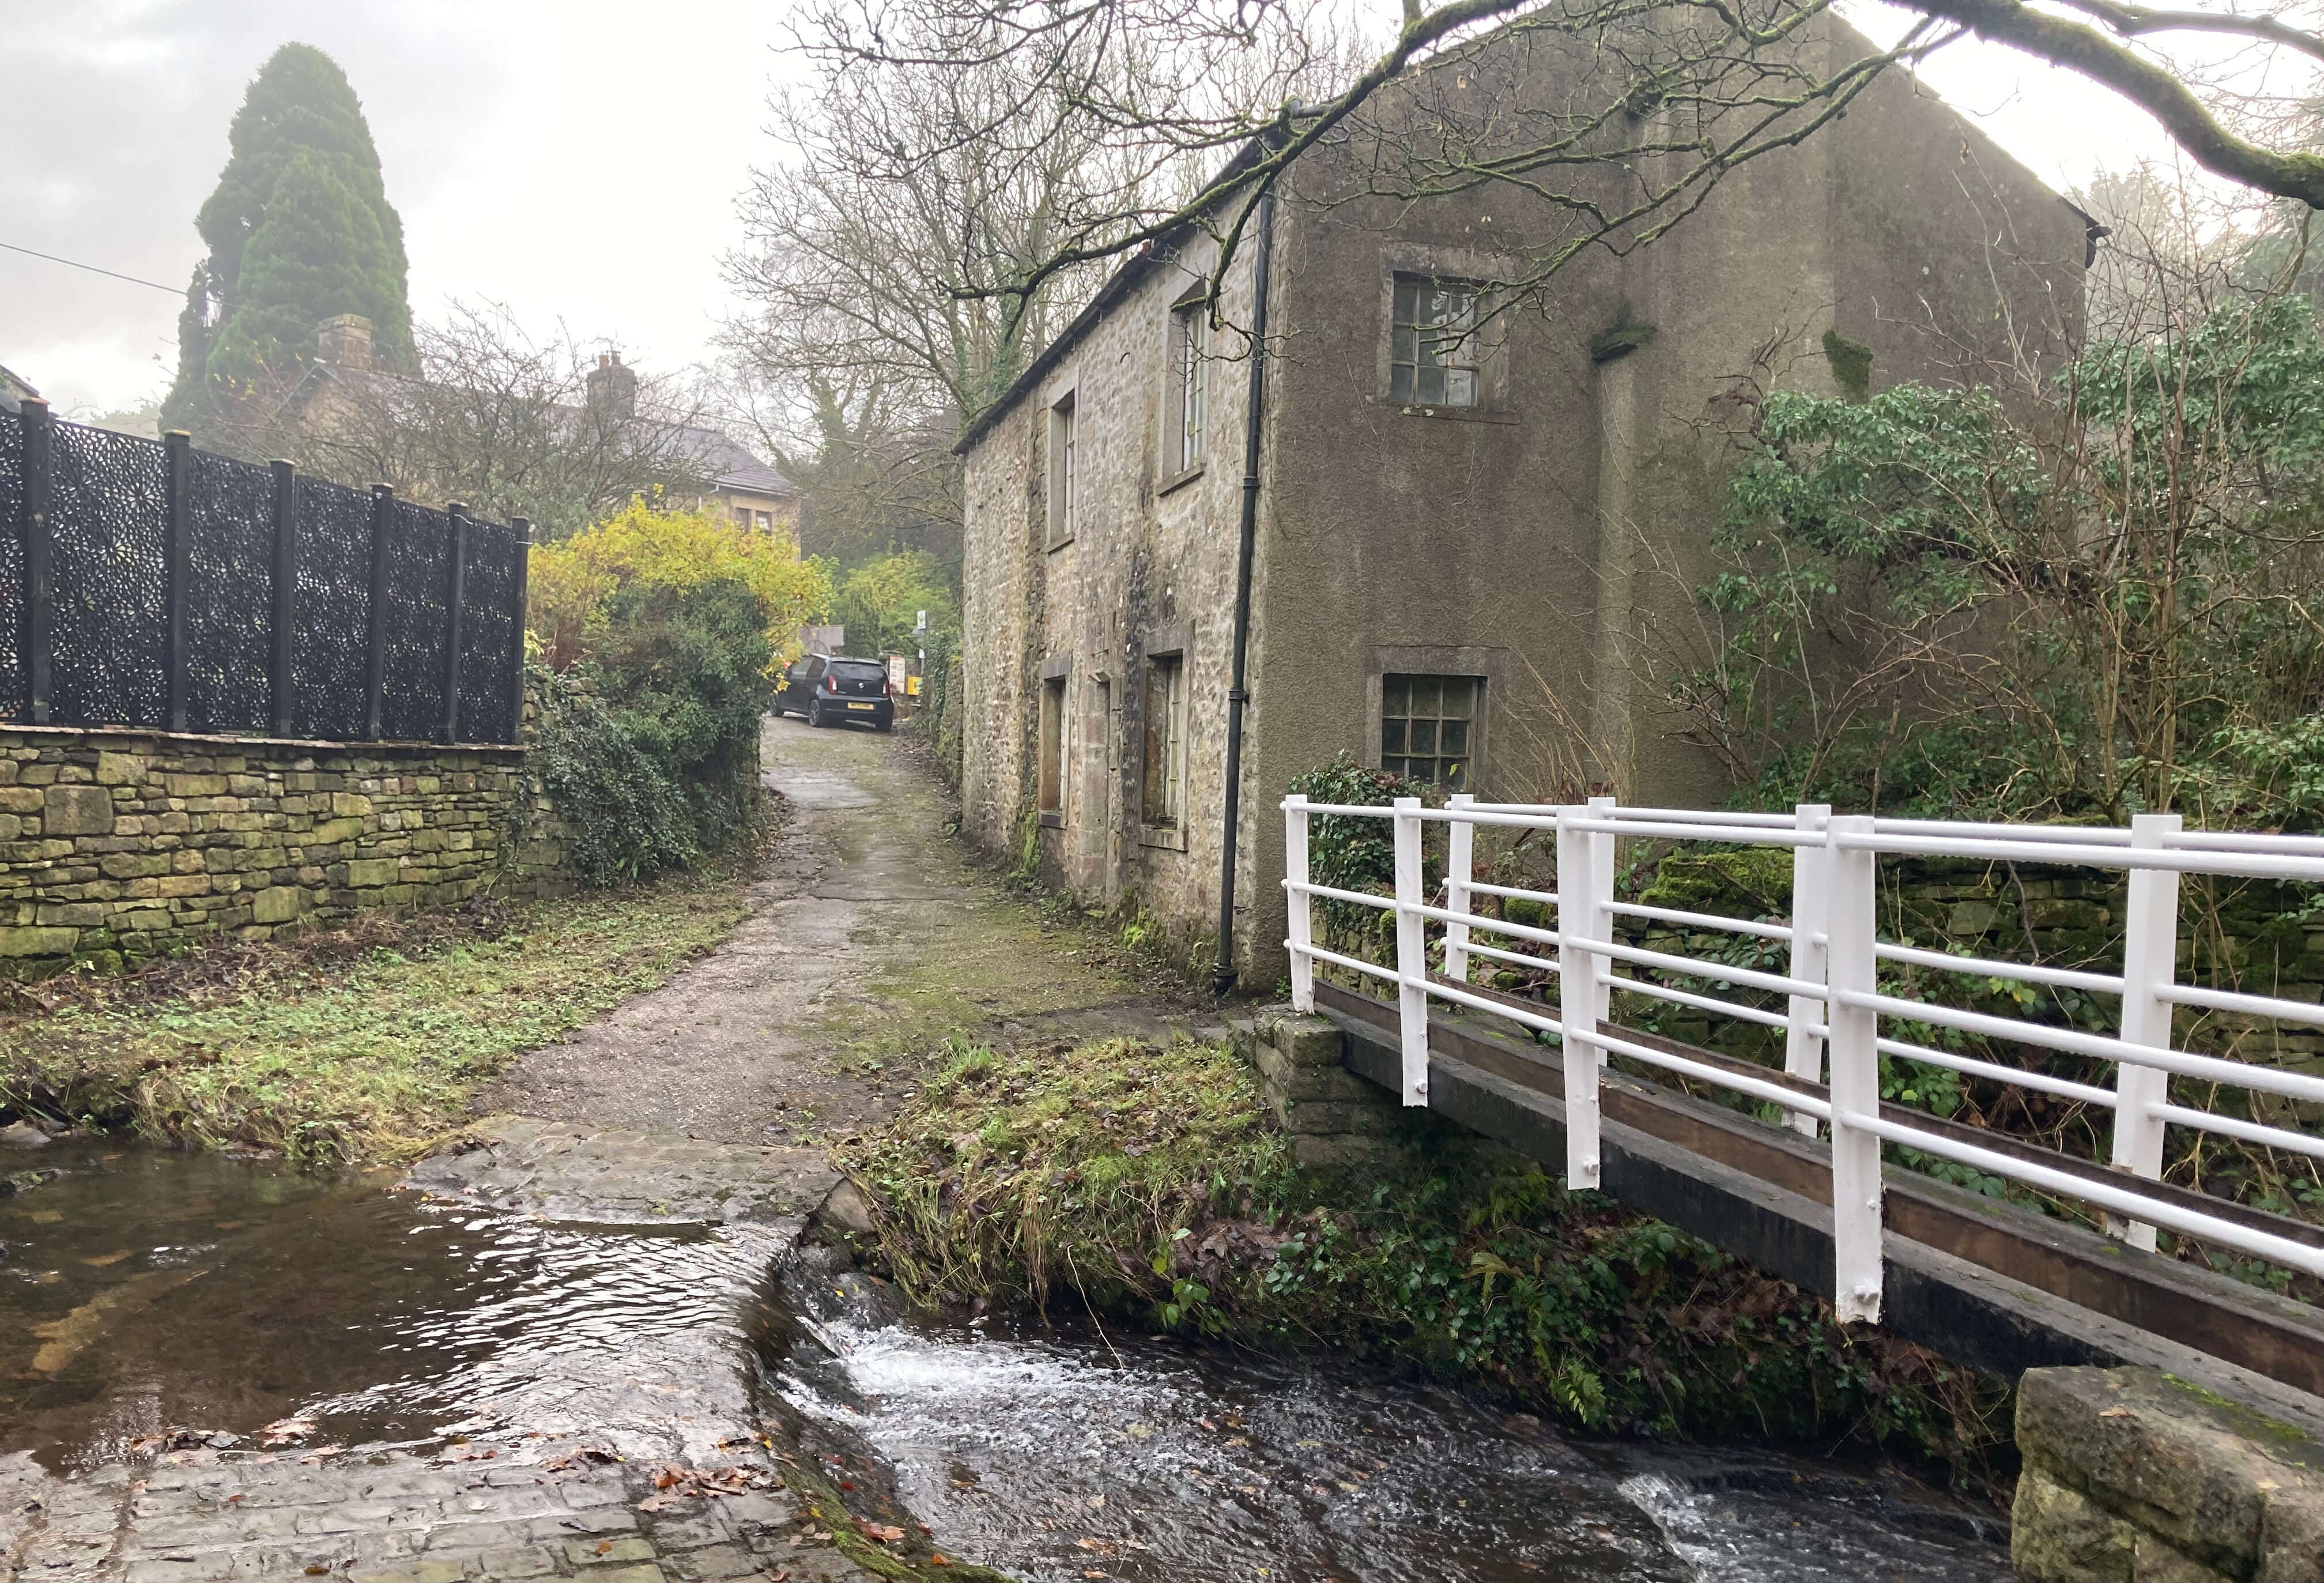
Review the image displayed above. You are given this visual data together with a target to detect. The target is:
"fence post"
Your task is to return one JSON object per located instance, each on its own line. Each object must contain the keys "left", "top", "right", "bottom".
{"left": 1284, "top": 795, "right": 1314, "bottom": 1013}
{"left": 1824, "top": 813, "right": 1884, "bottom": 1323}
{"left": 1587, "top": 795, "right": 1617, "bottom": 1034}
{"left": 20, "top": 398, "right": 52, "bottom": 725}
{"left": 363, "top": 487, "right": 392, "bottom": 741}
{"left": 439, "top": 504, "right": 470, "bottom": 745}
{"left": 1392, "top": 795, "right": 1429, "bottom": 1106}
{"left": 1783, "top": 802, "right": 1833, "bottom": 1137}
{"left": 162, "top": 431, "right": 191, "bottom": 732}
{"left": 1555, "top": 802, "right": 1602, "bottom": 1189}
{"left": 505, "top": 517, "right": 531, "bottom": 744}
{"left": 267, "top": 459, "right": 298, "bottom": 737}
{"left": 1445, "top": 792, "right": 1476, "bottom": 985}
{"left": 2110, "top": 811, "right": 2182, "bottom": 1252}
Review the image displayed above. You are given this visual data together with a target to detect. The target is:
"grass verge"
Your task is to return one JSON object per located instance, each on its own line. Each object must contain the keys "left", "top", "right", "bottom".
{"left": 0, "top": 824, "right": 771, "bottom": 1166}
{"left": 839, "top": 1035, "right": 2018, "bottom": 1499}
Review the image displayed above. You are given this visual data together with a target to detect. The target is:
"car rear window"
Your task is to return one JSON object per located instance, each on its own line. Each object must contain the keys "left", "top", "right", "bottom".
{"left": 830, "top": 662, "right": 885, "bottom": 681}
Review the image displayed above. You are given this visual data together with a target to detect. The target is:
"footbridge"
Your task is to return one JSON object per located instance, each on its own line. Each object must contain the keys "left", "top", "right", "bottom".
{"left": 1277, "top": 795, "right": 2324, "bottom": 1433}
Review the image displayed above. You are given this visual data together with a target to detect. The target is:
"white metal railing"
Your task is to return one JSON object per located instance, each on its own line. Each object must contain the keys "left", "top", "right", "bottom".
{"left": 1280, "top": 793, "right": 2324, "bottom": 1323}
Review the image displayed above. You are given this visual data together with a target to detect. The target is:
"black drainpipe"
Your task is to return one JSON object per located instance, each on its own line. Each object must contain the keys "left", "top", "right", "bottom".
{"left": 1212, "top": 188, "right": 1278, "bottom": 996}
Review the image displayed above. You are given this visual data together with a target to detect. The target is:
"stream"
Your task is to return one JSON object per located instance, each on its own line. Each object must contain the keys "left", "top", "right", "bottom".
{"left": 2, "top": 1143, "right": 2013, "bottom": 1581}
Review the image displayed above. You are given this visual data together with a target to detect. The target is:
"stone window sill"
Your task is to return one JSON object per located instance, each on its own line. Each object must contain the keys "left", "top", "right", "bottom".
{"left": 1138, "top": 823, "right": 1187, "bottom": 851}
{"left": 1371, "top": 398, "right": 1521, "bottom": 427}
{"left": 1046, "top": 533, "right": 1074, "bottom": 554}
{"left": 1157, "top": 462, "right": 1206, "bottom": 497}
{"left": 1039, "top": 809, "right": 1064, "bottom": 830}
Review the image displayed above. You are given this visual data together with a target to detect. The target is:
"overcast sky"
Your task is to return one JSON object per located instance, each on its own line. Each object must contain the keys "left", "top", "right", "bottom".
{"left": 0, "top": 0, "right": 2212, "bottom": 421}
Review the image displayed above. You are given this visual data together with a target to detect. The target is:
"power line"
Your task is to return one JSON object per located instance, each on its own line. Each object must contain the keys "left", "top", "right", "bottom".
{"left": 0, "top": 240, "right": 185, "bottom": 296}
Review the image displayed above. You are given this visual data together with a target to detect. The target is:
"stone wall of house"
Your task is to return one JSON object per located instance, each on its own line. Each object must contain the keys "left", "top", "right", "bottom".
{"left": 0, "top": 722, "right": 578, "bottom": 978}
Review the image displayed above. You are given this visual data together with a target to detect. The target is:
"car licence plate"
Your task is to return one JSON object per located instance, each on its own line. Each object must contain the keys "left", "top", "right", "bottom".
{"left": 847, "top": 702, "right": 875, "bottom": 711}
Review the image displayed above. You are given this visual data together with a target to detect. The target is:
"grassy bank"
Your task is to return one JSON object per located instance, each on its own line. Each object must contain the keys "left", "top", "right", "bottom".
{"left": 839, "top": 1035, "right": 2017, "bottom": 1497}
{"left": 1, "top": 831, "right": 768, "bottom": 1166}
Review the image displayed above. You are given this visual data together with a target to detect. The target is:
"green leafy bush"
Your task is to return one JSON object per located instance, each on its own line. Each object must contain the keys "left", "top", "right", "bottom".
{"left": 1287, "top": 755, "right": 1432, "bottom": 947}
{"left": 530, "top": 576, "right": 774, "bottom": 884}
{"left": 843, "top": 1037, "right": 2013, "bottom": 1491}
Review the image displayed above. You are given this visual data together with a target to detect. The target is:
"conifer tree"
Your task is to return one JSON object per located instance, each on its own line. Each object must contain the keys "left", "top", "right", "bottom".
{"left": 163, "top": 43, "right": 410, "bottom": 437}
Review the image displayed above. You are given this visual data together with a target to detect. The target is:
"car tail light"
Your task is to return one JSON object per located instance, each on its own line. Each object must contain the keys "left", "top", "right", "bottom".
{"left": 824, "top": 674, "right": 839, "bottom": 694}
{"left": 882, "top": 676, "right": 893, "bottom": 697}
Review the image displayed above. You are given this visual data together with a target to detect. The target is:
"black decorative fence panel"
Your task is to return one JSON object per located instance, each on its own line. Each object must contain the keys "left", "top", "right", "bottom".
{"left": 184, "top": 448, "right": 275, "bottom": 737}
{"left": 292, "top": 480, "right": 377, "bottom": 741}
{"left": 378, "top": 500, "right": 453, "bottom": 744}
{"left": 457, "top": 522, "right": 520, "bottom": 747}
{"left": 0, "top": 405, "right": 525, "bottom": 744}
{"left": 49, "top": 420, "right": 169, "bottom": 730}
{"left": 0, "top": 411, "right": 22, "bottom": 722}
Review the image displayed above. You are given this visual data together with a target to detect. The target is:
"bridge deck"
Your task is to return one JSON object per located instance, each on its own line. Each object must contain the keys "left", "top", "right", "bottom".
{"left": 1314, "top": 980, "right": 2324, "bottom": 1437}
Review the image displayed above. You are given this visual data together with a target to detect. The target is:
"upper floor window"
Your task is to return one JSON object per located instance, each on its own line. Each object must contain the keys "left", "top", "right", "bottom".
{"left": 1168, "top": 301, "right": 1209, "bottom": 475}
{"left": 1391, "top": 276, "right": 1482, "bottom": 408}
{"left": 1048, "top": 393, "right": 1078, "bottom": 547}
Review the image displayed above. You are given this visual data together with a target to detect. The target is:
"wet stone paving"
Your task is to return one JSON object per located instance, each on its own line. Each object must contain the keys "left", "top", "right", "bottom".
{"left": 0, "top": 1132, "right": 886, "bottom": 1583}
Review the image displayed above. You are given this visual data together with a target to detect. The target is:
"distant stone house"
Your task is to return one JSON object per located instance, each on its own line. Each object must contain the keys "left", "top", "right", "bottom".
{"left": 578, "top": 351, "right": 801, "bottom": 534}
{"left": 954, "top": 21, "right": 2090, "bottom": 985}
{"left": 278, "top": 317, "right": 799, "bottom": 532}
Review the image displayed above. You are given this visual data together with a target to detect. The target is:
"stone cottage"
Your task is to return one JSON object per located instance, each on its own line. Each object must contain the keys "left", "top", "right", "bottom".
{"left": 954, "top": 20, "right": 2090, "bottom": 985}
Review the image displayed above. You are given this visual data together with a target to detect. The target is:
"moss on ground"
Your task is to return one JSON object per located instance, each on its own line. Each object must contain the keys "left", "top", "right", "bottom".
{"left": 0, "top": 841, "right": 767, "bottom": 1166}
{"left": 842, "top": 1036, "right": 2020, "bottom": 1498}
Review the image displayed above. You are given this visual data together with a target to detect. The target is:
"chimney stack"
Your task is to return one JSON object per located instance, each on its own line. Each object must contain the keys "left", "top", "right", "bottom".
{"left": 585, "top": 349, "right": 637, "bottom": 421}
{"left": 315, "top": 314, "right": 374, "bottom": 371}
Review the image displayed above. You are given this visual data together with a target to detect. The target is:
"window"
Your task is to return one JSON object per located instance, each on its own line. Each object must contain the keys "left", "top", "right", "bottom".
{"left": 1168, "top": 301, "right": 1208, "bottom": 474}
{"left": 731, "top": 506, "right": 753, "bottom": 529}
{"left": 1382, "top": 674, "right": 1480, "bottom": 789}
{"left": 755, "top": 510, "right": 772, "bottom": 533}
{"left": 1141, "top": 654, "right": 1186, "bottom": 829}
{"left": 1048, "top": 393, "right": 1077, "bottom": 547}
{"left": 1038, "top": 674, "right": 1067, "bottom": 818}
{"left": 1390, "top": 276, "right": 1482, "bottom": 408}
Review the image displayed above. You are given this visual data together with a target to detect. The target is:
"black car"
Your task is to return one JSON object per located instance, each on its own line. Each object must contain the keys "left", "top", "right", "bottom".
{"left": 773, "top": 654, "right": 895, "bottom": 730}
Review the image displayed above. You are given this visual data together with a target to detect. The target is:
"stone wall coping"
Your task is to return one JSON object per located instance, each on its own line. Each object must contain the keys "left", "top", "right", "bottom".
{"left": 0, "top": 721, "right": 527, "bottom": 760}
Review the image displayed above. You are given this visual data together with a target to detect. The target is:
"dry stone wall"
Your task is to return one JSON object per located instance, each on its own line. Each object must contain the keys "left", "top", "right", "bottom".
{"left": 0, "top": 723, "right": 577, "bottom": 978}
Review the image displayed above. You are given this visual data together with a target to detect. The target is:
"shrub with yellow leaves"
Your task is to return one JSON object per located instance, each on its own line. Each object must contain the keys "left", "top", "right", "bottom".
{"left": 528, "top": 497, "right": 831, "bottom": 673}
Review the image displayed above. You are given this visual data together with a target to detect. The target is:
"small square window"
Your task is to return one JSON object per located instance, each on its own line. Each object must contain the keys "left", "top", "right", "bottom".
{"left": 1390, "top": 276, "right": 1482, "bottom": 409}
{"left": 1381, "top": 673, "right": 1481, "bottom": 789}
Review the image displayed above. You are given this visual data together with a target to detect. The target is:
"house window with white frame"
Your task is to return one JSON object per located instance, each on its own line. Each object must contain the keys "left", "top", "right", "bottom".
{"left": 1141, "top": 654, "right": 1186, "bottom": 829}
{"left": 1390, "top": 276, "right": 1483, "bottom": 408}
{"left": 1048, "top": 393, "right": 1077, "bottom": 547}
{"left": 1169, "top": 301, "right": 1208, "bottom": 474}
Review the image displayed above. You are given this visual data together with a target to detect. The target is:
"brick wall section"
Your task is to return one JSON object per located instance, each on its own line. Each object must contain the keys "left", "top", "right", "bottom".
{"left": 0, "top": 724, "right": 578, "bottom": 977}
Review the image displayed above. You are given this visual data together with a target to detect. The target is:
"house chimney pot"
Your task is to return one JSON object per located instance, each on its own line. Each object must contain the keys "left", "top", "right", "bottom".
{"left": 585, "top": 349, "right": 637, "bottom": 421}
{"left": 316, "top": 314, "right": 374, "bottom": 371}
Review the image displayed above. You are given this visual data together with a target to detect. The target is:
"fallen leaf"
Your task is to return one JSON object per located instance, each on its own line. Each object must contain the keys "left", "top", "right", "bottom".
{"left": 594, "top": 1542, "right": 613, "bottom": 1556}
{"left": 863, "top": 1523, "right": 905, "bottom": 1542}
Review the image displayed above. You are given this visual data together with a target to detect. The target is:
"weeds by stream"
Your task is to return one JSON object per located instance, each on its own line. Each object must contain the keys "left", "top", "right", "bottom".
{"left": 839, "top": 1035, "right": 2019, "bottom": 1501}
{"left": 0, "top": 822, "right": 772, "bottom": 1165}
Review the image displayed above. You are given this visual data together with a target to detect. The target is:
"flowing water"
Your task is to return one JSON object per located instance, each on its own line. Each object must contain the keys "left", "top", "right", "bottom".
{"left": 2, "top": 1143, "right": 2013, "bottom": 1580}
{"left": 767, "top": 1257, "right": 2014, "bottom": 1583}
